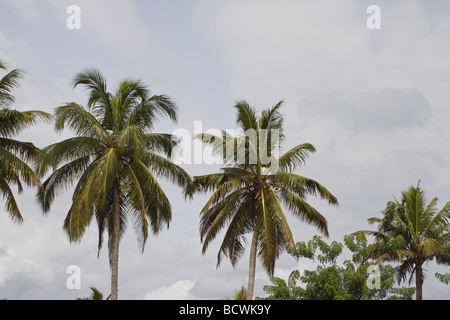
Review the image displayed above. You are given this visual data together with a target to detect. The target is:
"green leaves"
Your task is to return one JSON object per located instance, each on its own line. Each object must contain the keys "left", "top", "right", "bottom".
{"left": 0, "top": 62, "right": 52, "bottom": 223}
{"left": 0, "top": 109, "right": 52, "bottom": 138}
{"left": 358, "top": 182, "right": 450, "bottom": 298}
{"left": 286, "top": 235, "right": 343, "bottom": 266}
{"left": 278, "top": 143, "right": 315, "bottom": 172}
{"left": 261, "top": 270, "right": 302, "bottom": 300}
{"left": 36, "top": 68, "right": 190, "bottom": 257}
{"left": 191, "top": 100, "right": 338, "bottom": 280}
{"left": 54, "top": 103, "right": 107, "bottom": 139}
{"left": 260, "top": 234, "right": 415, "bottom": 300}
{"left": 0, "top": 60, "right": 24, "bottom": 109}
{"left": 364, "top": 182, "right": 450, "bottom": 265}
{"left": 435, "top": 272, "right": 450, "bottom": 285}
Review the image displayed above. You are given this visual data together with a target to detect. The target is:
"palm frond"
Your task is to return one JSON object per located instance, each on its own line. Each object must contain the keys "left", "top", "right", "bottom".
{"left": 268, "top": 185, "right": 294, "bottom": 246}
{"left": 257, "top": 188, "right": 278, "bottom": 275}
{"left": 274, "top": 171, "right": 338, "bottom": 205}
{"left": 54, "top": 103, "right": 108, "bottom": 139}
{"left": 141, "top": 151, "right": 191, "bottom": 188}
{"left": 423, "top": 201, "right": 450, "bottom": 238}
{"left": 143, "top": 133, "right": 179, "bottom": 158}
{"left": 201, "top": 189, "right": 245, "bottom": 254}
{"left": 259, "top": 100, "right": 284, "bottom": 131}
{"left": 123, "top": 163, "right": 148, "bottom": 252}
{"left": 234, "top": 100, "right": 258, "bottom": 132}
{"left": 278, "top": 143, "right": 316, "bottom": 172}
{"left": 34, "top": 136, "right": 101, "bottom": 177}
{"left": 37, "top": 156, "right": 91, "bottom": 213}
{"left": 0, "top": 67, "right": 24, "bottom": 108}
{"left": 0, "top": 174, "right": 23, "bottom": 223}
{"left": 0, "top": 145, "right": 41, "bottom": 188}
{"left": 278, "top": 187, "right": 329, "bottom": 237}
{"left": 146, "top": 94, "right": 178, "bottom": 124}
{"left": 214, "top": 194, "right": 255, "bottom": 268}
{"left": 185, "top": 172, "right": 229, "bottom": 198}
{"left": 132, "top": 159, "right": 172, "bottom": 235}
{"left": 0, "top": 137, "right": 38, "bottom": 162}
{"left": 0, "top": 109, "right": 52, "bottom": 137}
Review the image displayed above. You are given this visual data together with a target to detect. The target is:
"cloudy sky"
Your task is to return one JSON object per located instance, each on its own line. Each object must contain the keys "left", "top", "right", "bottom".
{"left": 1, "top": 0, "right": 450, "bottom": 299}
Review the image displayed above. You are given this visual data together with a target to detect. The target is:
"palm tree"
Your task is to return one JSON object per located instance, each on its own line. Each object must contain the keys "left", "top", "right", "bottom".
{"left": 224, "top": 286, "right": 247, "bottom": 300}
{"left": 361, "top": 181, "right": 450, "bottom": 300}
{"left": 76, "top": 287, "right": 110, "bottom": 300}
{"left": 0, "top": 60, "right": 52, "bottom": 223}
{"left": 35, "top": 69, "right": 191, "bottom": 300}
{"left": 186, "top": 100, "right": 338, "bottom": 299}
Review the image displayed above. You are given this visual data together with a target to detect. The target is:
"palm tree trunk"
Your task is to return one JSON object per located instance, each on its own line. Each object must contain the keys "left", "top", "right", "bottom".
{"left": 247, "top": 229, "right": 259, "bottom": 300}
{"left": 415, "top": 265, "right": 423, "bottom": 300}
{"left": 110, "top": 182, "right": 121, "bottom": 300}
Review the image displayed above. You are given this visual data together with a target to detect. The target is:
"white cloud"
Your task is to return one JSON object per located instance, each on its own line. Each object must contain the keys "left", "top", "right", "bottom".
{"left": 0, "top": 220, "right": 56, "bottom": 295}
{"left": 142, "top": 279, "right": 197, "bottom": 300}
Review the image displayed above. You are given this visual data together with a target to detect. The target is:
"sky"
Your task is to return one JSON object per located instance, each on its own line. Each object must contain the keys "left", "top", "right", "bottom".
{"left": 0, "top": 0, "right": 450, "bottom": 300}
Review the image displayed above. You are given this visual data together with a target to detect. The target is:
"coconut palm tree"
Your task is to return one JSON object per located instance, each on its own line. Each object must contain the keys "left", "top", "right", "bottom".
{"left": 224, "top": 286, "right": 247, "bottom": 300}
{"left": 0, "top": 60, "right": 52, "bottom": 223}
{"left": 361, "top": 181, "right": 450, "bottom": 300}
{"left": 186, "top": 100, "right": 338, "bottom": 299}
{"left": 76, "top": 287, "right": 110, "bottom": 300}
{"left": 35, "top": 69, "right": 191, "bottom": 300}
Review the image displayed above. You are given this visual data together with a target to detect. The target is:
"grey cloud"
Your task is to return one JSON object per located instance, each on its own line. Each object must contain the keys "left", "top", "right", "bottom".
{"left": 0, "top": 245, "right": 8, "bottom": 257}
{"left": 1, "top": 0, "right": 450, "bottom": 300}
{"left": 301, "top": 88, "right": 432, "bottom": 132}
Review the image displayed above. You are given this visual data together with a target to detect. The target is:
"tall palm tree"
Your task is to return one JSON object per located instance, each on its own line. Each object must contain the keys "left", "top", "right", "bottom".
{"left": 0, "top": 60, "right": 52, "bottom": 223}
{"left": 35, "top": 69, "right": 191, "bottom": 300}
{"left": 361, "top": 181, "right": 450, "bottom": 300}
{"left": 186, "top": 100, "right": 338, "bottom": 299}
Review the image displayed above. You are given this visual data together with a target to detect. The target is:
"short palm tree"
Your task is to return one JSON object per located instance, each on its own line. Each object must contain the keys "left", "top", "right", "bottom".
{"left": 76, "top": 287, "right": 110, "bottom": 300}
{"left": 361, "top": 181, "right": 450, "bottom": 300}
{"left": 186, "top": 100, "right": 338, "bottom": 299}
{"left": 35, "top": 69, "right": 191, "bottom": 300}
{"left": 224, "top": 286, "right": 247, "bottom": 300}
{"left": 0, "top": 60, "right": 52, "bottom": 223}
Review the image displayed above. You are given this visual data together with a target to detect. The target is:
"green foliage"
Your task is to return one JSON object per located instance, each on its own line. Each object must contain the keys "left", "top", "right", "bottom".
{"left": 35, "top": 69, "right": 191, "bottom": 253}
{"left": 259, "top": 234, "right": 414, "bottom": 300}
{"left": 35, "top": 69, "right": 191, "bottom": 299}
{"left": 187, "top": 100, "right": 338, "bottom": 276}
{"left": 0, "top": 60, "right": 24, "bottom": 109}
{"left": 360, "top": 181, "right": 450, "bottom": 299}
{"left": 76, "top": 287, "right": 111, "bottom": 300}
{"left": 187, "top": 100, "right": 338, "bottom": 299}
{"left": 387, "top": 287, "right": 416, "bottom": 300}
{"left": 0, "top": 61, "right": 52, "bottom": 223}
{"left": 258, "top": 270, "right": 302, "bottom": 300}
{"left": 435, "top": 272, "right": 450, "bottom": 285}
{"left": 224, "top": 286, "right": 248, "bottom": 300}
{"left": 287, "top": 235, "right": 343, "bottom": 266}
